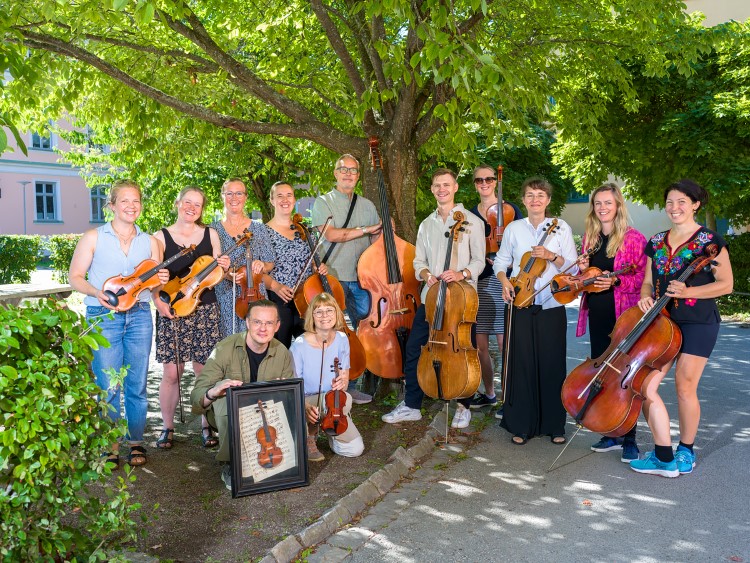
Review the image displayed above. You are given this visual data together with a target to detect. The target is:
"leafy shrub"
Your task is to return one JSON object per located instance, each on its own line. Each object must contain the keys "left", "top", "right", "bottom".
{"left": 48, "top": 234, "right": 82, "bottom": 283}
{"left": 0, "top": 235, "right": 42, "bottom": 283}
{"left": 727, "top": 232, "right": 750, "bottom": 293}
{"left": 0, "top": 299, "right": 140, "bottom": 561}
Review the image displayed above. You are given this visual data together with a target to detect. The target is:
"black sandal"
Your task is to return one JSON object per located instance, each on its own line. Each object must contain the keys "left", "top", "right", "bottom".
{"left": 127, "top": 445, "right": 147, "bottom": 466}
{"left": 201, "top": 427, "right": 219, "bottom": 448}
{"left": 512, "top": 434, "right": 528, "bottom": 445}
{"left": 104, "top": 452, "right": 120, "bottom": 469}
{"left": 156, "top": 428, "right": 174, "bottom": 449}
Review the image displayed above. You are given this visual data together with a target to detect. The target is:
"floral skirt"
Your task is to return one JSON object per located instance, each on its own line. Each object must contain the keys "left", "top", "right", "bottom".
{"left": 156, "top": 302, "right": 221, "bottom": 365}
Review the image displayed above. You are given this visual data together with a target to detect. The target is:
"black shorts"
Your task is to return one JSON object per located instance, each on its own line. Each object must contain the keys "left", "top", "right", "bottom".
{"left": 677, "top": 321, "right": 720, "bottom": 358}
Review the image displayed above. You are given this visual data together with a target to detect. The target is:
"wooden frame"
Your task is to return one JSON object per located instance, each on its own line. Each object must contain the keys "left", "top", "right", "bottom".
{"left": 226, "top": 379, "right": 309, "bottom": 498}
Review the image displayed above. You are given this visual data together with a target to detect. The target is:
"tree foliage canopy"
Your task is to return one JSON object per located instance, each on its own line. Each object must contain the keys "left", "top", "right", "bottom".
{"left": 553, "top": 21, "right": 750, "bottom": 226}
{"left": 1, "top": 0, "right": 707, "bottom": 239}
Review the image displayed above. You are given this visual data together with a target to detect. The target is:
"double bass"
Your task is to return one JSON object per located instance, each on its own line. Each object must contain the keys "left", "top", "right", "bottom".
{"left": 356, "top": 138, "right": 421, "bottom": 379}
{"left": 484, "top": 165, "right": 516, "bottom": 253}
{"left": 561, "top": 245, "right": 719, "bottom": 436}
{"left": 290, "top": 214, "right": 367, "bottom": 379}
{"left": 416, "top": 211, "right": 481, "bottom": 401}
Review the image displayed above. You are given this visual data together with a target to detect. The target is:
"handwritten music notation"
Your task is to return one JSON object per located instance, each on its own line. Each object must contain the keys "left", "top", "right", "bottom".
{"left": 238, "top": 399, "right": 296, "bottom": 482}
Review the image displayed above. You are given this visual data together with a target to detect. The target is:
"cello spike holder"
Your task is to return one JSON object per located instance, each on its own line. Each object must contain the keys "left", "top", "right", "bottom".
{"left": 547, "top": 424, "right": 582, "bottom": 473}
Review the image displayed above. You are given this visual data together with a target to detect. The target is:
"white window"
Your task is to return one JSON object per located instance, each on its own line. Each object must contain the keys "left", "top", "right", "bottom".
{"left": 31, "top": 132, "right": 52, "bottom": 150}
{"left": 35, "top": 182, "right": 59, "bottom": 221}
{"left": 90, "top": 185, "right": 108, "bottom": 222}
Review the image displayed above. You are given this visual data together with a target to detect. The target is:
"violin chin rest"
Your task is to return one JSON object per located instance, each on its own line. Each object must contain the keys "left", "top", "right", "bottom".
{"left": 102, "top": 290, "right": 119, "bottom": 307}
{"left": 158, "top": 290, "right": 171, "bottom": 304}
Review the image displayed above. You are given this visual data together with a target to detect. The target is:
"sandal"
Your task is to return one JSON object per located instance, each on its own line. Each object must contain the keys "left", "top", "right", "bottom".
{"left": 156, "top": 428, "right": 174, "bottom": 449}
{"left": 104, "top": 452, "right": 120, "bottom": 469}
{"left": 551, "top": 435, "right": 567, "bottom": 445}
{"left": 511, "top": 434, "right": 528, "bottom": 446}
{"left": 201, "top": 427, "right": 219, "bottom": 448}
{"left": 127, "top": 445, "right": 147, "bottom": 466}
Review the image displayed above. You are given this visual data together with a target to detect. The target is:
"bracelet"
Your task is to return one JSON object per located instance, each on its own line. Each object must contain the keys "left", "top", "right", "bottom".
{"left": 361, "top": 226, "right": 367, "bottom": 235}
{"left": 205, "top": 389, "right": 216, "bottom": 404}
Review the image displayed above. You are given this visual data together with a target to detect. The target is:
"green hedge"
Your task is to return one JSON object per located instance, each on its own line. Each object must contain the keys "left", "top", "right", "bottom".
{"left": 727, "top": 232, "right": 750, "bottom": 294}
{"left": 0, "top": 235, "right": 42, "bottom": 284}
{"left": 0, "top": 299, "right": 139, "bottom": 561}
{"left": 48, "top": 234, "right": 82, "bottom": 283}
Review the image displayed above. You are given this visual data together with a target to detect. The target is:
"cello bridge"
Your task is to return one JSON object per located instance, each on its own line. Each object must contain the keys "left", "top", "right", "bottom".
{"left": 428, "top": 339, "right": 448, "bottom": 345}
{"left": 390, "top": 308, "right": 410, "bottom": 315}
{"left": 603, "top": 361, "right": 622, "bottom": 374}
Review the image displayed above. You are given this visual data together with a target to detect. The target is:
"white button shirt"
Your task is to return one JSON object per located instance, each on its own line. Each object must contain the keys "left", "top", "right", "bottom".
{"left": 493, "top": 217, "right": 578, "bottom": 309}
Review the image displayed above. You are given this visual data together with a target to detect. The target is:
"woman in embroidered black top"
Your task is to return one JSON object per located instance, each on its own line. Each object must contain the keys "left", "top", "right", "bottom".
{"left": 631, "top": 180, "right": 733, "bottom": 478}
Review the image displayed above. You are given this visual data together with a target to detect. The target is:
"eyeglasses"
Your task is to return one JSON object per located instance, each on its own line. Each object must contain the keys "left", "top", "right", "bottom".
{"left": 335, "top": 166, "right": 359, "bottom": 175}
{"left": 248, "top": 319, "right": 277, "bottom": 328}
{"left": 223, "top": 191, "right": 247, "bottom": 198}
{"left": 473, "top": 177, "right": 496, "bottom": 185}
{"left": 524, "top": 194, "right": 548, "bottom": 200}
{"left": 313, "top": 308, "right": 336, "bottom": 318}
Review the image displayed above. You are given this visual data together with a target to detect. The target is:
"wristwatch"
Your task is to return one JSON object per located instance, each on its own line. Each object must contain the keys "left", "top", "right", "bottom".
{"left": 462, "top": 269, "right": 468, "bottom": 279}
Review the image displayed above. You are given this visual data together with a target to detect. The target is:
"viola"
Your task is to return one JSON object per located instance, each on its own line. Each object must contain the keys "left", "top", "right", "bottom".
{"left": 256, "top": 399, "right": 283, "bottom": 468}
{"left": 289, "top": 214, "right": 367, "bottom": 379}
{"left": 160, "top": 232, "right": 251, "bottom": 317}
{"left": 551, "top": 264, "right": 635, "bottom": 305}
{"left": 356, "top": 138, "right": 421, "bottom": 379}
{"left": 101, "top": 245, "right": 195, "bottom": 311}
{"left": 234, "top": 241, "right": 264, "bottom": 319}
{"left": 561, "top": 245, "right": 719, "bottom": 436}
{"left": 320, "top": 357, "right": 349, "bottom": 437}
{"left": 416, "top": 211, "right": 481, "bottom": 401}
{"left": 485, "top": 165, "right": 516, "bottom": 253}
{"left": 510, "top": 218, "right": 559, "bottom": 308}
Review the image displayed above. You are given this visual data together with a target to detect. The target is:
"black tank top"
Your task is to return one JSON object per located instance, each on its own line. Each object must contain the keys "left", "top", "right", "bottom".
{"left": 161, "top": 227, "right": 217, "bottom": 304}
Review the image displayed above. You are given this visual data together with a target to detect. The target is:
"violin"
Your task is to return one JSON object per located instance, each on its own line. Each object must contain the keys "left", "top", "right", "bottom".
{"left": 485, "top": 165, "right": 516, "bottom": 253}
{"left": 551, "top": 264, "right": 635, "bottom": 305}
{"left": 234, "top": 242, "right": 264, "bottom": 319}
{"left": 320, "top": 357, "right": 349, "bottom": 437}
{"left": 160, "top": 232, "right": 251, "bottom": 317}
{"left": 510, "top": 218, "right": 559, "bottom": 308}
{"left": 357, "top": 138, "right": 421, "bottom": 379}
{"left": 101, "top": 245, "right": 195, "bottom": 311}
{"left": 289, "top": 214, "right": 367, "bottom": 379}
{"left": 256, "top": 399, "right": 283, "bottom": 468}
{"left": 416, "top": 211, "right": 481, "bottom": 401}
{"left": 561, "top": 245, "right": 719, "bottom": 436}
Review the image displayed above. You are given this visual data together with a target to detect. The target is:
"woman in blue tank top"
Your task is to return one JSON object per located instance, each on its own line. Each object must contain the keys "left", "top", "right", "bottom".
{"left": 69, "top": 179, "right": 169, "bottom": 468}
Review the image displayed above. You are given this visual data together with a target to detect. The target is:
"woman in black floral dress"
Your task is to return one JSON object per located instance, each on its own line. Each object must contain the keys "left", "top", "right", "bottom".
{"left": 262, "top": 181, "right": 328, "bottom": 347}
{"left": 631, "top": 180, "right": 733, "bottom": 478}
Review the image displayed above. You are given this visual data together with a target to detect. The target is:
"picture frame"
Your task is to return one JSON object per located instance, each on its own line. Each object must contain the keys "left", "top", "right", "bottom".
{"left": 226, "top": 378, "right": 309, "bottom": 498}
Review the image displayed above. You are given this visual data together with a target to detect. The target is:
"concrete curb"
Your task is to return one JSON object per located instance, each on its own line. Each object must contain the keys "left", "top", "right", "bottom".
{"left": 262, "top": 425, "right": 442, "bottom": 563}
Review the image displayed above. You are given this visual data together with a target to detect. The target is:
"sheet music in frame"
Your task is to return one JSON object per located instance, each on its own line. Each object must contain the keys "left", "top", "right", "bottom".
{"left": 237, "top": 399, "right": 296, "bottom": 482}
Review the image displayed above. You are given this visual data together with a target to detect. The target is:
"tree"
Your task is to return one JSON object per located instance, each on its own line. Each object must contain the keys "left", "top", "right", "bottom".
{"left": 1, "top": 0, "right": 707, "bottom": 241}
{"left": 553, "top": 21, "right": 750, "bottom": 228}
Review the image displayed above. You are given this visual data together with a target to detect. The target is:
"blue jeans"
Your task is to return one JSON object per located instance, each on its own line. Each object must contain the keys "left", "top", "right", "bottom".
{"left": 341, "top": 281, "right": 371, "bottom": 329}
{"left": 87, "top": 302, "right": 153, "bottom": 445}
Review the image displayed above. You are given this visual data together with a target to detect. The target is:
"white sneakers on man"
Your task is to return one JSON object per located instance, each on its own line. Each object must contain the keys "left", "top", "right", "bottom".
{"left": 451, "top": 404, "right": 472, "bottom": 429}
{"left": 382, "top": 401, "right": 422, "bottom": 423}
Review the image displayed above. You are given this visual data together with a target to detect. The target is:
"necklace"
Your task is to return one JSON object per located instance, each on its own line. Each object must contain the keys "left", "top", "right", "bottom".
{"left": 112, "top": 224, "right": 136, "bottom": 241}
{"left": 225, "top": 216, "right": 249, "bottom": 232}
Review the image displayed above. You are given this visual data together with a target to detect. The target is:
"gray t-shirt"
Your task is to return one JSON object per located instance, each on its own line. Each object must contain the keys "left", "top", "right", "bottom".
{"left": 311, "top": 188, "right": 379, "bottom": 281}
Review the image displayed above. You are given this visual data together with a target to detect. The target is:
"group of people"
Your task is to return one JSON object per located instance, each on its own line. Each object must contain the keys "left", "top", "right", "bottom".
{"left": 69, "top": 155, "right": 733, "bottom": 488}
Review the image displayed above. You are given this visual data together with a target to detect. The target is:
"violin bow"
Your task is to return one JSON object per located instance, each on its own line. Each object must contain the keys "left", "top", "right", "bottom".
{"left": 315, "top": 339, "right": 328, "bottom": 436}
{"left": 290, "top": 216, "right": 333, "bottom": 296}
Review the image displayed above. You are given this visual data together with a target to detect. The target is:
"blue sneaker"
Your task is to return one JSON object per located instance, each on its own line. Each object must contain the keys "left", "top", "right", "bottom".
{"left": 620, "top": 442, "right": 640, "bottom": 463}
{"left": 591, "top": 437, "right": 623, "bottom": 452}
{"left": 629, "top": 451, "right": 679, "bottom": 478}
{"left": 675, "top": 445, "right": 696, "bottom": 474}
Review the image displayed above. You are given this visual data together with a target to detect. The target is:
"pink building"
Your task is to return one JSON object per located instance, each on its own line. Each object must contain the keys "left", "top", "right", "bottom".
{"left": 0, "top": 125, "right": 106, "bottom": 236}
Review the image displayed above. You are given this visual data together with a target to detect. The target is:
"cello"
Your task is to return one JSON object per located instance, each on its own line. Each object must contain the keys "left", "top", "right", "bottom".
{"left": 256, "top": 400, "right": 283, "bottom": 468}
{"left": 561, "top": 244, "right": 719, "bottom": 436}
{"left": 101, "top": 245, "right": 195, "bottom": 311}
{"left": 320, "top": 358, "right": 349, "bottom": 437}
{"left": 356, "top": 138, "right": 421, "bottom": 379}
{"left": 160, "top": 232, "right": 251, "bottom": 317}
{"left": 234, "top": 241, "right": 264, "bottom": 319}
{"left": 416, "top": 211, "right": 481, "bottom": 401}
{"left": 290, "top": 214, "right": 367, "bottom": 379}
{"left": 484, "top": 165, "right": 516, "bottom": 253}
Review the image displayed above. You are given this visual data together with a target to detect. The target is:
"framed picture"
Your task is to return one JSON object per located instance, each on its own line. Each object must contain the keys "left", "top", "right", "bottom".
{"left": 226, "top": 378, "right": 309, "bottom": 498}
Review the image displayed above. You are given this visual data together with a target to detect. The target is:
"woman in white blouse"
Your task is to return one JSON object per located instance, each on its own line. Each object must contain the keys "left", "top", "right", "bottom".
{"left": 494, "top": 177, "right": 578, "bottom": 446}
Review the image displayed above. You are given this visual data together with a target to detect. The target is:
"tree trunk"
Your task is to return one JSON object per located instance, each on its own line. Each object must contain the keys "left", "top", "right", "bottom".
{"left": 705, "top": 208, "right": 717, "bottom": 231}
{"left": 247, "top": 176, "right": 273, "bottom": 220}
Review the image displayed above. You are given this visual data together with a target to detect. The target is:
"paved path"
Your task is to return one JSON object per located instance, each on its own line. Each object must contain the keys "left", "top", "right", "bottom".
{"left": 310, "top": 305, "right": 750, "bottom": 562}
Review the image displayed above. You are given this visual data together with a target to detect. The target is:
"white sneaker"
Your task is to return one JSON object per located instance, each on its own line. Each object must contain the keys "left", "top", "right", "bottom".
{"left": 382, "top": 401, "right": 422, "bottom": 423}
{"left": 451, "top": 404, "right": 471, "bottom": 429}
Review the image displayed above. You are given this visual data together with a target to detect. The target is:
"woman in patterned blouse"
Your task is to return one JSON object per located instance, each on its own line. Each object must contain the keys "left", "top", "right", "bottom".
{"left": 631, "top": 179, "right": 733, "bottom": 478}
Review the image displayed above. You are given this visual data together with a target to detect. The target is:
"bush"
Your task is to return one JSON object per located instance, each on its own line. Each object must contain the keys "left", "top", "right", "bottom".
{"left": 727, "top": 232, "right": 750, "bottom": 294}
{"left": 0, "top": 235, "right": 42, "bottom": 283}
{"left": 0, "top": 299, "right": 140, "bottom": 561}
{"left": 48, "top": 234, "right": 82, "bottom": 283}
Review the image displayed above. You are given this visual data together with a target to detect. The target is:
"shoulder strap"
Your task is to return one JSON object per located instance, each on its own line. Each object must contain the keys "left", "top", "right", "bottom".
{"left": 321, "top": 194, "right": 358, "bottom": 264}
